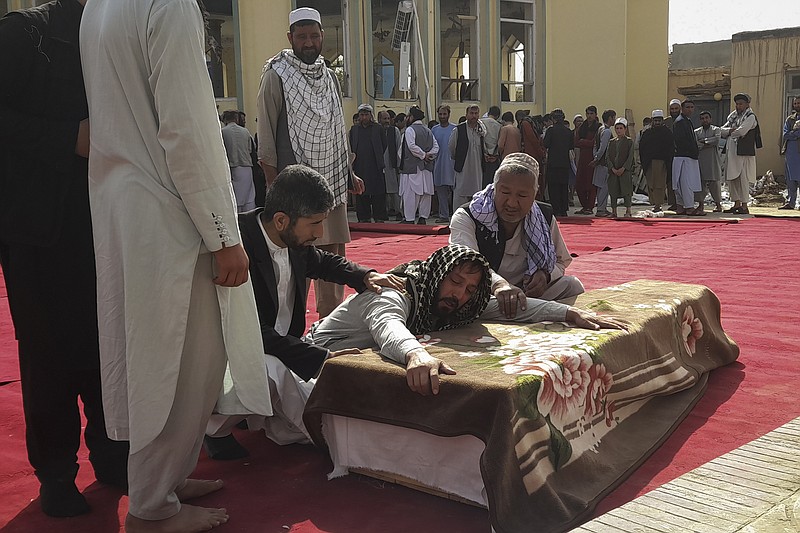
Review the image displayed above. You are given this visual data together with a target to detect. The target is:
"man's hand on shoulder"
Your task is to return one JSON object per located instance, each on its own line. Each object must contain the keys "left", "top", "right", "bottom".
{"left": 565, "top": 307, "right": 628, "bottom": 331}
{"left": 492, "top": 280, "right": 527, "bottom": 319}
{"left": 212, "top": 243, "right": 249, "bottom": 287}
{"left": 363, "top": 272, "right": 406, "bottom": 294}
{"left": 405, "top": 348, "right": 456, "bottom": 396}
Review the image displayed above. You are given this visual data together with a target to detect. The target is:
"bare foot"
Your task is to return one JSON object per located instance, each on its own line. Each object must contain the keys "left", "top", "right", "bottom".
{"left": 175, "top": 479, "right": 224, "bottom": 501}
{"left": 125, "top": 505, "right": 228, "bottom": 532}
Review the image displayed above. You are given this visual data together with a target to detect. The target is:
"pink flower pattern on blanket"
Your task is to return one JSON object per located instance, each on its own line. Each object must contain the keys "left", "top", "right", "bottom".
{"left": 535, "top": 353, "right": 593, "bottom": 421}
{"left": 585, "top": 363, "right": 613, "bottom": 418}
{"left": 500, "top": 351, "right": 596, "bottom": 422}
{"left": 681, "top": 306, "right": 704, "bottom": 355}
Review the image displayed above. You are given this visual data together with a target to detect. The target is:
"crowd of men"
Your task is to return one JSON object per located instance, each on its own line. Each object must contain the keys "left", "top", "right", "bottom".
{"left": 0, "top": 1, "right": 793, "bottom": 532}
{"left": 338, "top": 91, "right": 774, "bottom": 224}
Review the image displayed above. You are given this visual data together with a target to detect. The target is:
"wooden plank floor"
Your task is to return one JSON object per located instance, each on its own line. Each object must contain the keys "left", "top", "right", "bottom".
{"left": 573, "top": 417, "right": 800, "bottom": 533}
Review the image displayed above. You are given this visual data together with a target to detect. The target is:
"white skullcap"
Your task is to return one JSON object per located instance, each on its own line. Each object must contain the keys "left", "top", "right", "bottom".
{"left": 289, "top": 7, "right": 321, "bottom": 26}
{"left": 669, "top": 98, "right": 681, "bottom": 106}
{"left": 498, "top": 152, "right": 539, "bottom": 175}
{"left": 651, "top": 109, "right": 664, "bottom": 118}
{"left": 357, "top": 103, "right": 373, "bottom": 113}
{"left": 614, "top": 117, "right": 628, "bottom": 127}
{"left": 573, "top": 114, "right": 583, "bottom": 121}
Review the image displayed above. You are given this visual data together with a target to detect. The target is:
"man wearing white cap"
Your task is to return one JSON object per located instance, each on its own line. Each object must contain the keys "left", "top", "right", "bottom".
{"left": 671, "top": 99, "right": 703, "bottom": 215}
{"left": 721, "top": 93, "right": 760, "bottom": 214}
{"left": 257, "top": 7, "right": 364, "bottom": 318}
{"left": 663, "top": 98, "right": 682, "bottom": 209}
{"left": 639, "top": 110, "right": 674, "bottom": 212}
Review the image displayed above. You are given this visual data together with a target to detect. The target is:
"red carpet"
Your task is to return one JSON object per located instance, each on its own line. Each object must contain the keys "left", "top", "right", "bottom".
{"left": 348, "top": 222, "right": 450, "bottom": 235}
{"left": 1, "top": 217, "right": 798, "bottom": 532}
{"left": 556, "top": 217, "right": 733, "bottom": 256}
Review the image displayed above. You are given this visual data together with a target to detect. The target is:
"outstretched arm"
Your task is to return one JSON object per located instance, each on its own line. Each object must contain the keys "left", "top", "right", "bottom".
{"left": 362, "top": 291, "right": 455, "bottom": 396}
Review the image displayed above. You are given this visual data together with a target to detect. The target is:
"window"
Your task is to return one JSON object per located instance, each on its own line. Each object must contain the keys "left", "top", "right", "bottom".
{"left": 500, "top": 0, "right": 535, "bottom": 102}
{"left": 297, "top": 0, "right": 350, "bottom": 97}
{"left": 371, "top": 0, "right": 416, "bottom": 99}
{"left": 439, "top": 0, "right": 479, "bottom": 102}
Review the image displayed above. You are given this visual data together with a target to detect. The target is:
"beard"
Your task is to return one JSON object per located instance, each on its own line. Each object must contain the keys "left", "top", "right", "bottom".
{"left": 294, "top": 45, "right": 321, "bottom": 65}
{"left": 432, "top": 296, "right": 459, "bottom": 318}
{"left": 279, "top": 227, "right": 312, "bottom": 249}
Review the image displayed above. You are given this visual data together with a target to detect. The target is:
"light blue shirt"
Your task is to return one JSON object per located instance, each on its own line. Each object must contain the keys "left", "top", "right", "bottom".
{"left": 432, "top": 123, "right": 457, "bottom": 187}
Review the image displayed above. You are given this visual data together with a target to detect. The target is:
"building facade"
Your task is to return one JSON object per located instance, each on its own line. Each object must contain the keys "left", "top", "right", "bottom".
{"left": 3, "top": 0, "right": 669, "bottom": 138}
{"left": 234, "top": 0, "right": 668, "bottom": 137}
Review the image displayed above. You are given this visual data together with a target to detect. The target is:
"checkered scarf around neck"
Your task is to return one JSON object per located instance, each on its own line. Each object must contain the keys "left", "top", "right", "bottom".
{"left": 265, "top": 49, "right": 349, "bottom": 207}
{"left": 388, "top": 245, "right": 492, "bottom": 335}
{"left": 469, "top": 183, "right": 557, "bottom": 276}
{"left": 726, "top": 106, "right": 755, "bottom": 130}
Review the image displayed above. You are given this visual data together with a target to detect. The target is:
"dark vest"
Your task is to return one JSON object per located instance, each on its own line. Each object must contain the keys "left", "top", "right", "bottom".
{"left": 737, "top": 121, "right": 762, "bottom": 156}
{"left": 461, "top": 201, "right": 553, "bottom": 272}
{"left": 453, "top": 123, "right": 470, "bottom": 173}
{"left": 401, "top": 123, "right": 434, "bottom": 174}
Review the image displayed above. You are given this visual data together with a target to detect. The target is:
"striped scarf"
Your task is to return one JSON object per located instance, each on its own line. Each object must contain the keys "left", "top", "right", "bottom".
{"left": 469, "top": 184, "right": 556, "bottom": 275}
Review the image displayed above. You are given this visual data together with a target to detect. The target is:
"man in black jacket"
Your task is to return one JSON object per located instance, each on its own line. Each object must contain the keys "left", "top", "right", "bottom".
{"left": 639, "top": 110, "right": 674, "bottom": 212}
{"left": 671, "top": 99, "right": 703, "bottom": 215}
{"left": 542, "top": 108, "right": 574, "bottom": 216}
{"left": 0, "top": 0, "right": 128, "bottom": 517}
{"left": 204, "top": 165, "right": 403, "bottom": 458}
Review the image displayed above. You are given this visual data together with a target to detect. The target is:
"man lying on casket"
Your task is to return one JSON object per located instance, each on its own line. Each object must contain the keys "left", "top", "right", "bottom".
{"left": 306, "top": 243, "right": 624, "bottom": 396}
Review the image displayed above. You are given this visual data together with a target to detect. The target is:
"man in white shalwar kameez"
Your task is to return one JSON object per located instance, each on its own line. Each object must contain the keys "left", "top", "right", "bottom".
{"left": 721, "top": 93, "right": 759, "bottom": 215}
{"left": 80, "top": 0, "right": 270, "bottom": 531}
{"left": 399, "top": 106, "right": 438, "bottom": 224}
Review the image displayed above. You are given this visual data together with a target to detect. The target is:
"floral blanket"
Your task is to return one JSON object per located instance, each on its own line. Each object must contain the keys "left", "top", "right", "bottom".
{"left": 303, "top": 280, "right": 739, "bottom": 533}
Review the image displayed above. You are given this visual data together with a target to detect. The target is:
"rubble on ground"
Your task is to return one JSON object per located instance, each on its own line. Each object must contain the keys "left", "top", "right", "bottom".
{"left": 751, "top": 170, "right": 787, "bottom": 207}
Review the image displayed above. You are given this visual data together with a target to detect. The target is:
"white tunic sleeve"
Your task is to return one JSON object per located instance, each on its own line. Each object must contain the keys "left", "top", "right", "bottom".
{"left": 147, "top": 0, "right": 240, "bottom": 252}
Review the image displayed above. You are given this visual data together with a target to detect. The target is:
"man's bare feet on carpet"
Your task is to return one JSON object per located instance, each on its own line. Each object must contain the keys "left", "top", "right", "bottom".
{"left": 125, "top": 505, "right": 228, "bottom": 533}
{"left": 176, "top": 479, "right": 224, "bottom": 501}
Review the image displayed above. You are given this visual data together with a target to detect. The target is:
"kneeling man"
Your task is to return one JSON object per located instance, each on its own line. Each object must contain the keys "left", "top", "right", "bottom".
{"left": 205, "top": 165, "right": 403, "bottom": 457}
{"left": 307, "top": 244, "right": 622, "bottom": 396}
{"left": 449, "top": 152, "right": 584, "bottom": 311}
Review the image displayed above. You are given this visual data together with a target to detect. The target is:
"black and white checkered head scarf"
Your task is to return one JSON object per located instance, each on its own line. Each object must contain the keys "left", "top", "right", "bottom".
{"left": 388, "top": 244, "right": 492, "bottom": 335}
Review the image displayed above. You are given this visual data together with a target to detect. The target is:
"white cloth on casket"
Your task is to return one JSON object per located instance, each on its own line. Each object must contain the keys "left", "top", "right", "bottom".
{"left": 80, "top": 0, "right": 271, "bottom": 455}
